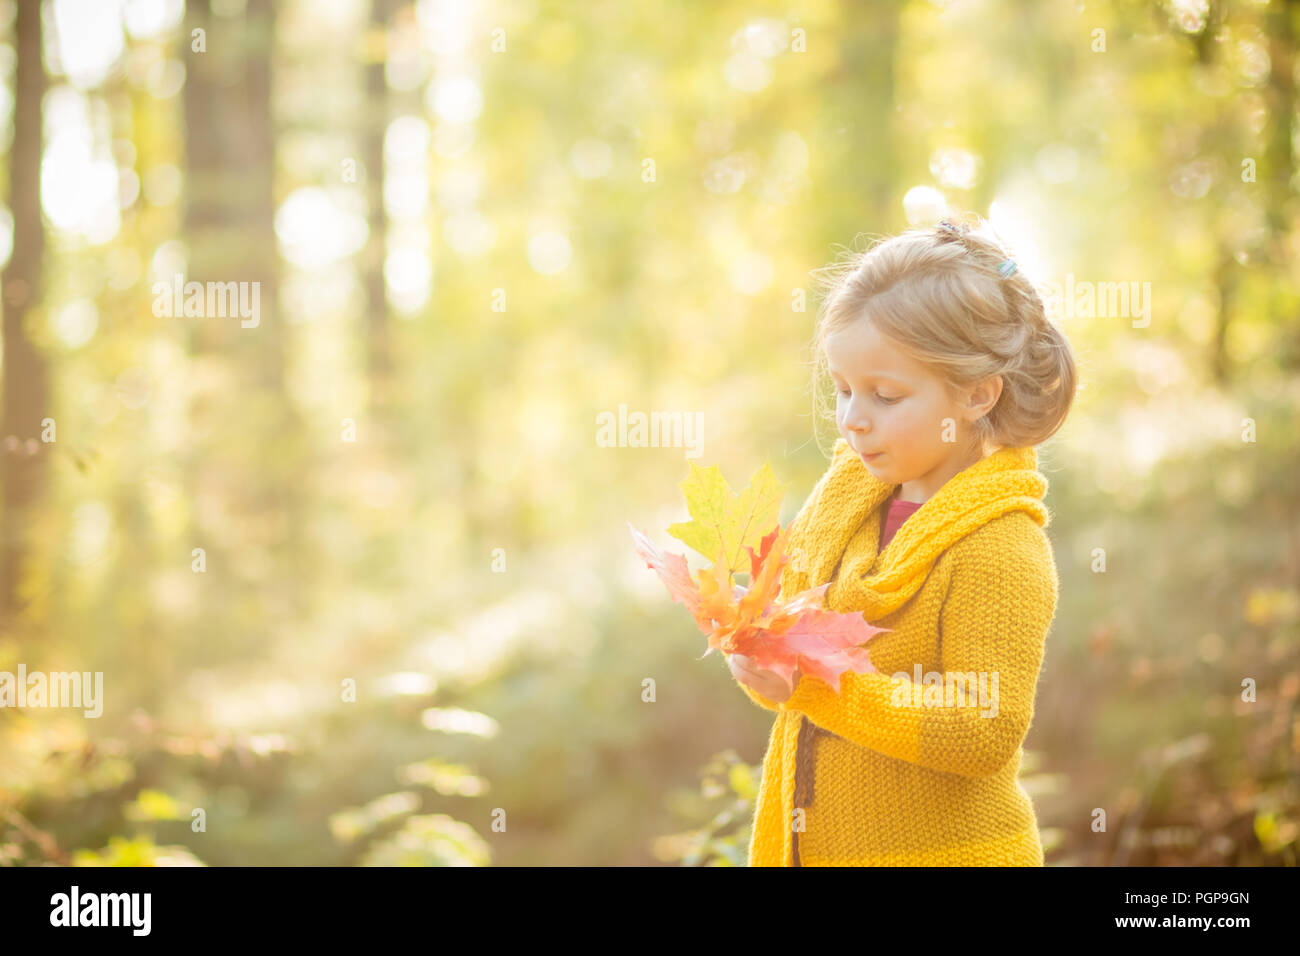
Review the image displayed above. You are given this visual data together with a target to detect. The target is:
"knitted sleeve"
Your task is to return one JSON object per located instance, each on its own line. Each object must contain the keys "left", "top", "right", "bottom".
{"left": 778, "top": 517, "right": 1058, "bottom": 779}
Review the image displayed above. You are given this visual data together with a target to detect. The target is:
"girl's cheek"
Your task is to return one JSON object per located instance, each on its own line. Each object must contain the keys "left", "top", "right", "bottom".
{"left": 893, "top": 405, "right": 921, "bottom": 433}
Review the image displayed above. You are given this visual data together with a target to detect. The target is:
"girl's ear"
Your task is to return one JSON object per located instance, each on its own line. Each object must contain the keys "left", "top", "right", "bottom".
{"left": 963, "top": 374, "right": 1003, "bottom": 419}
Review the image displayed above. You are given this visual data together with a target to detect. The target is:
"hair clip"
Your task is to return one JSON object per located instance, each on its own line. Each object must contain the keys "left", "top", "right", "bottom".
{"left": 997, "top": 258, "right": 1017, "bottom": 278}
{"left": 937, "top": 220, "right": 962, "bottom": 235}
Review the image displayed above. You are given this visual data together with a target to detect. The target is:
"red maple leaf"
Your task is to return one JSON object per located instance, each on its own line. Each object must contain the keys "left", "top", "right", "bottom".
{"left": 629, "top": 520, "right": 888, "bottom": 694}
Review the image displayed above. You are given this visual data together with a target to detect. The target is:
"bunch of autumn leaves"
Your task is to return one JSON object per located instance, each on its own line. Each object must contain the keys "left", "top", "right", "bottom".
{"left": 629, "top": 460, "right": 887, "bottom": 695}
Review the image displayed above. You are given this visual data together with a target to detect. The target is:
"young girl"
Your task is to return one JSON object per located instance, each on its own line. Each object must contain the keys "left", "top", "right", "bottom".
{"left": 729, "top": 216, "right": 1077, "bottom": 866}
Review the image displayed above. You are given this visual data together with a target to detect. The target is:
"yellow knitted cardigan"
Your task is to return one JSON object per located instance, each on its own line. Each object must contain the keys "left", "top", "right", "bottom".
{"left": 739, "top": 437, "right": 1059, "bottom": 866}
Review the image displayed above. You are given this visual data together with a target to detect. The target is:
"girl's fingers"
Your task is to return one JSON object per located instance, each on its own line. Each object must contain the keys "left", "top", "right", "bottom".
{"left": 733, "top": 654, "right": 775, "bottom": 681}
{"left": 732, "top": 659, "right": 773, "bottom": 692}
{"left": 733, "top": 664, "right": 785, "bottom": 698}
{"left": 730, "top": 653, "right": 791, "bottom": 698}
{"left": 730, "top": 654, "right": 759, "bottom": 678}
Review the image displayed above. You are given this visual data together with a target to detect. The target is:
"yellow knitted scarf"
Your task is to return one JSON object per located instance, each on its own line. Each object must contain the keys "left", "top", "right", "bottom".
{"left": 781, "top": 438, "right": 1051, "bottom": 619}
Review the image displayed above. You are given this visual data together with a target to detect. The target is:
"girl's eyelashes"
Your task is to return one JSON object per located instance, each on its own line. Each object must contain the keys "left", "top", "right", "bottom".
{"left": 836, "top": 386, "right": 901, "bottom": 405}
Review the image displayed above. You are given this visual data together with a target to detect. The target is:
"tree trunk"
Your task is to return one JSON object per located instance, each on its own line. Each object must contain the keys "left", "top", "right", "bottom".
{"left": 182, "top": 0, "right": 278, "bottom": 374}
{"left": 242, "top": 0, "right": 281, "bottom": 392}
{"left": 1263, "top": 0, "right": 1298, "bottom": 370}
{"left": 1, "top": 0, "right": 49, "bottom": 620}
{"left": 828, "top": 0, "right": 900, "bottom": 235}
{"left": 365, "top": 0, "right": 394, "bottom": 401}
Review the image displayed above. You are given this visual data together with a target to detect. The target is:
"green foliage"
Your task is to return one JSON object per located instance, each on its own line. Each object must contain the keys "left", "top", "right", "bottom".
{"left": 656, "top": 750, "right": 759, "bottom": 867}
{"left": 357, "top": 815, "right": 491, "bottom": 867}
{"left": 71, "top": 835, "right": 206, "bottom": 867}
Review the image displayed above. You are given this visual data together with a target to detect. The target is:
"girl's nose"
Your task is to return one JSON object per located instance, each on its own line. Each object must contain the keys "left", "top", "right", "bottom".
{"left": 843, "top": 400, "right": 871, "bottom": 433}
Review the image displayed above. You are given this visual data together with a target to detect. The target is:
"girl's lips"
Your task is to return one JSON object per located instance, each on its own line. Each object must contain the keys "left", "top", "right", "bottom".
{"left": 860, "top": 451, "right": 883, "bottom": 463}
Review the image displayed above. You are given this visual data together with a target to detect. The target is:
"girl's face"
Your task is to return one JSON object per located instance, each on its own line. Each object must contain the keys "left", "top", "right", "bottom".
{"left": 825, "top": 318, "right": 1001, "bottom": 503}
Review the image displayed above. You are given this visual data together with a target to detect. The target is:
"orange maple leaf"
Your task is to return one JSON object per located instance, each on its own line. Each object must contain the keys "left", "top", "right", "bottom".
{"left": 629, "top": 520, "right": 888, "bottom": 694}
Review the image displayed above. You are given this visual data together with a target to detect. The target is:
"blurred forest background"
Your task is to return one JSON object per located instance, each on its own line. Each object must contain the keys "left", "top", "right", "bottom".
{"left": 0, "top": 0, "right": 1297, "bottom": 866}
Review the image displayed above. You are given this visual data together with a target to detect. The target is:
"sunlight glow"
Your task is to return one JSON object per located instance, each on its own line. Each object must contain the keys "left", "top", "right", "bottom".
{"left": 730, "top": 250, "right": 773, "bottom": 295}
{"left": 376, "top": 672, "right": 438, "bottom": 697}
{"left": 988, "top": 192, "right": 1052, "bottom": 288}
{"left": 420, "top": 707, "right": 499, "bottom": 737}
{"left": 570, "top": 138, "right": 613, "bottom": 179}
{"left": 123, "top": 0, "right": 184, "bottom": 41}
{"left": 0, "top": 205, "right": 11, "bottom": 270}
{"left": 41, "top": 113, "right": 121, "bottom": 244}
{"left": 725, "top": 19, "right": 787, "bottom": 92}
{"left": 902, "top": 185, "right": 949, "bottom": 225}
{"left": 52, "top": 0, "right": 125, "bottom": 90}
{"left": 384, "top": 115, "right": 430, "bottom": 164}
{"left": 1034, "top": 142, "right": 1079, "bottom": 184}
{"left": 385, "top": 243, "right": 432, "bottom": 313}
{"left": 275, "top": 187, "right": 369, "bottom": 269}
{"left": 416, "top": 0, "right": 474, "bottom": 57}
{"left": 384, "top": 167, "right": 429, "bottom": 220}
{"left": 930, "top": 147, "right": 979, "bottom": 190}
{"left": 51, "top": 298, "right": 99, "bottom": 348}
{"left": 527, "top": 229, "right": 572, "bottom": 275}
{"left": 425, "top": 73, "right": 483, "bottom": 124}
{"left": 70, "top": 501, "right": 113, "bottom": 567}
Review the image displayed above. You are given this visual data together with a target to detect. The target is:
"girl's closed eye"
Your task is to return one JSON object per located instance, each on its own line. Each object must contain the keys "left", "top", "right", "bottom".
{"left": 837, "top": 386, "right": 902, "bottom": 405}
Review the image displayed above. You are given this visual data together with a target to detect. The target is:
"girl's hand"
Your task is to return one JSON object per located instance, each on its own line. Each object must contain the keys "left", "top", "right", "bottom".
{"left": 729, "top": 653, "right": 801, "bottom": 703}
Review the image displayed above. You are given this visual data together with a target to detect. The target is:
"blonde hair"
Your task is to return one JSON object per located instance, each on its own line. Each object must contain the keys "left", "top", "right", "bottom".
{"left": 808, "top": 214, "right": 1077, "bottom": 457}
